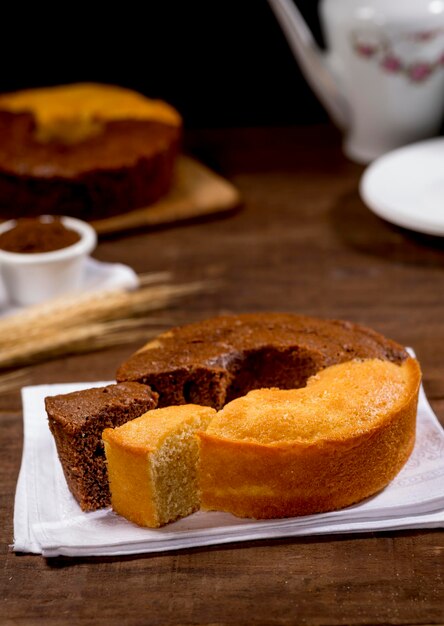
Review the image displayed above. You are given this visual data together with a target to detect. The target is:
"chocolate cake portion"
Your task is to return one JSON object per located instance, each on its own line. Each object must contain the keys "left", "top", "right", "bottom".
{"left": 45, "top": 382, "right": 158, "bottom": 511}
{"left": 116, "top": 313, "right": 409, "bottom": 410}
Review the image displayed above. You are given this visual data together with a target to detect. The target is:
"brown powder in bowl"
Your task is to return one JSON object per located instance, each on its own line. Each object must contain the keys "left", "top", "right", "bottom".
{"left": 0, "top": 216, "right": 81, "bottom": 253}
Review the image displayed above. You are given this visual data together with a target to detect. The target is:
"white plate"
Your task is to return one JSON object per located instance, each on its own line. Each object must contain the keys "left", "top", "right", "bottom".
{"left": 360, "top": 137, "right": 444, "bottom": 236}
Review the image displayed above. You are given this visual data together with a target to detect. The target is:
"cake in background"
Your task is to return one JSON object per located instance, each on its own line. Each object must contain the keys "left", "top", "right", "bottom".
{"left": 0, "top": 83, "right": 182, "bottom": 221}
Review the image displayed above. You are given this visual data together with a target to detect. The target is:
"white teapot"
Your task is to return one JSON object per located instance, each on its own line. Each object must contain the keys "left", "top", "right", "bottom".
{"left": 268, "top": 0, "right": 444, "bottom": 162}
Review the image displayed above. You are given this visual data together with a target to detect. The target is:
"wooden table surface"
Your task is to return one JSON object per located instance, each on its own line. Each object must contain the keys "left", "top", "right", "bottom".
{"left": 2, "top": 125, "right": 444, "bottom": 626}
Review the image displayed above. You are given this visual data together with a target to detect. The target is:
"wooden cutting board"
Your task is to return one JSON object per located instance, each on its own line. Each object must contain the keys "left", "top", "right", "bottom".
{"left": 91, "top": 156, "right": 241, "bottom": 235}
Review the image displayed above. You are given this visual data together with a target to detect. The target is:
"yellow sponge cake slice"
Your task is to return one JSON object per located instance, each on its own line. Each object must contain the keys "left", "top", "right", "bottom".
{"left": 103, "top": 404, "right": 216, "bottom": 528}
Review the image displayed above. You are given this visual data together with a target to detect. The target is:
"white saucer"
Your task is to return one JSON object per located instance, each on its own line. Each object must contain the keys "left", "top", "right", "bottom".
{"left": 360, "top": 137, "right": 444, "bottom": 236}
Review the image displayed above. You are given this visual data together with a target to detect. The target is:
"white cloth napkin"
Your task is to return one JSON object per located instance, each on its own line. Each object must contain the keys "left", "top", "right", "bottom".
{"left": 0, "top": 257, "right": 139, "bottom": 316}
{"left": 13, "top": 371, "right": 444, "bottom": 557}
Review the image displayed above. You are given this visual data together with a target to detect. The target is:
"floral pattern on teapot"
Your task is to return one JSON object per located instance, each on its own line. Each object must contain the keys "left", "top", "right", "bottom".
{"left": 352, "top": 28, "right": 444, "bottom": 83}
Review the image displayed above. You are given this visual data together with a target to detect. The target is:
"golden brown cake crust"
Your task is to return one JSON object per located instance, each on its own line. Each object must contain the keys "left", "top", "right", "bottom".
{"left": 116, "top": 312, "right": 409, "bottom": 409}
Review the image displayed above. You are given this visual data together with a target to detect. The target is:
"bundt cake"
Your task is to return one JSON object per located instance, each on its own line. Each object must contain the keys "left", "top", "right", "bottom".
{"left": 112, "top": 313, "right": 421, "bottom": 525}
{"left": 43, "top": 314, "right": 420, "bottom": 525}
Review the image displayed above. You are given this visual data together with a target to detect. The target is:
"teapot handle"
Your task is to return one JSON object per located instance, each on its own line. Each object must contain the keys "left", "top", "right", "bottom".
{"left": 268, "top": 0, "right": 349, "bottom": 129}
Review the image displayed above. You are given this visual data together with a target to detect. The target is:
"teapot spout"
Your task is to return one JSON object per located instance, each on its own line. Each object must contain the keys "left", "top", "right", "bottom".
{"left": 268, "top": 0, "right": 349, "bottom": 129}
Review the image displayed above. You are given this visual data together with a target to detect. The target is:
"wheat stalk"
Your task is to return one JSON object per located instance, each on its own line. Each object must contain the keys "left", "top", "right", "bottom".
{"left": 0, "top": 274, "right": 194, "bottom": 336}
{"left": 0, "top": 273, "right": 211, "bottom": 380}
{"left": 0, "top": 368, "right": 32, "bottom": 394}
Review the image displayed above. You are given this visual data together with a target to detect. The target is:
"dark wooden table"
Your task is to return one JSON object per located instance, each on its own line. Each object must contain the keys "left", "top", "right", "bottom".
{"left": 2, "top": 125, "right": 444, "bottom": 625}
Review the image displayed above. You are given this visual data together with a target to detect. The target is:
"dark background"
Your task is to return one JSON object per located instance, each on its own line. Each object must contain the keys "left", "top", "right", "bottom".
{"left": 0, "top": 1, "right": 327, "bottom": 128}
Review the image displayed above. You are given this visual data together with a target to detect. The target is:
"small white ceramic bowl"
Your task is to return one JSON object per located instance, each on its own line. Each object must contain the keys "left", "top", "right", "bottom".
{"left": 0, "top": 216, "right": 97, "bottom": 306}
